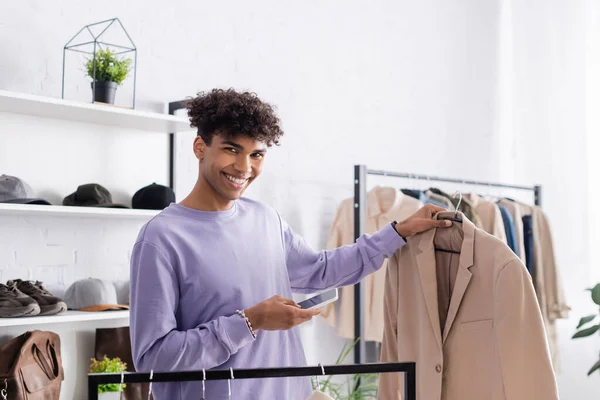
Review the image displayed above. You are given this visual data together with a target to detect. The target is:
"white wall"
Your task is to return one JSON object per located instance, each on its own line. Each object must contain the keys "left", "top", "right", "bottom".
{"left": 493, "top": 0, "right": 600, "bottom": 398}
{"left": 1, "top": 0, "right": 598, "bottom": 398}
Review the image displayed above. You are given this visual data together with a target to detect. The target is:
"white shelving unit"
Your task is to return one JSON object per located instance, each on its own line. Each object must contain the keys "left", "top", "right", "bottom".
{"left": 0, "top": 203, "right": 160, "bottom": 219}
{"left": 0, "top": 90, "right": 191, "bottom": 133}
{"left": 0, "top": 310, "right": 130, "bottom": 328}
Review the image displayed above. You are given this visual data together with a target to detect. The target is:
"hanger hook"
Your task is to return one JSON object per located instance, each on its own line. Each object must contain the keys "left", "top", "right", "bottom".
{"left": 315, "top": 363, "right": 326, "bottom": 391}
{"left": 1, "top": 378, "right": 7, "bottom": 400}
{"left": 453, "top": 191, "right": 463, "bottom": 217}
{"left": 202, "top": 369, "right": 206, "bottom": 400}
{"left": 228, "top": 367, "right": 234, "bottom": 399}
{"left": 119, "top": 371, "right": 125, "bottom": 400}
{"left": 147, "top": 370, "right": 153, "bottom": 400}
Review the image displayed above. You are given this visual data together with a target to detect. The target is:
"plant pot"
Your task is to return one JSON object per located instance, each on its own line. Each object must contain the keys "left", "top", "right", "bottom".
{"left": 98, "top": 391, "right": 122, "bottom": 400}
{"left": 91, "top": 80, "right": 118, "bottom": 104}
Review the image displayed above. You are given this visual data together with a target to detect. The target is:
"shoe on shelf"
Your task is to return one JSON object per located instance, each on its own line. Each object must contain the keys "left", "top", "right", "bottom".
{"left": 7, "top": 279, "right": 67, "bottom": 316}
{"left": 0, "top": 283, "right": 41, "bottom": 317}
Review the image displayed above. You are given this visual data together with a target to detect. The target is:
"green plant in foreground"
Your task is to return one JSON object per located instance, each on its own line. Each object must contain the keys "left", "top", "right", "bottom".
{"left": 311, "top": 338, "right": 378, "bottom": 400}
{"left": 89, "top": 356, "right": 127, "bottom": 393}
{"left": 85, "top": 48, "right": 132, "bottom": 85}
{"left": 572, "top": 282, "right": 600, "bottom": 376}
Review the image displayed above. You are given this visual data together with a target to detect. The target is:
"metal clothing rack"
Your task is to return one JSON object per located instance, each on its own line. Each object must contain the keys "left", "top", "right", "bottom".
{"left": 88, "top": 362, "right": 416, "bottom": 400}
{"left": 352, "top": 165, "right": 542, "bottom": 364}
{"left": 168, "top": 99, "right": 187, "bottom": 190}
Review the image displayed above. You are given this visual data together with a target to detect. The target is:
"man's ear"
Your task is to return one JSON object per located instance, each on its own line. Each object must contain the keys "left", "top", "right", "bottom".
{"left": 193, "top": 136, "right": 207, "bottom": 161}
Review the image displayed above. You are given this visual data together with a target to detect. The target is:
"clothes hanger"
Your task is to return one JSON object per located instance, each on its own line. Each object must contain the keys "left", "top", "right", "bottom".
{"left": 147, "top": 370, "right": 153, "bottom": 400}
{"left": 119, "top": 371, "right": 124, "bottom": 400}
{"left": 314, "top": 363, "right": 326, "bottom": 391}
{"left": 228, "top": 367, "right": 234, "bottom": 399}
{"left": 202, "top": 368, "right": 206, "bottom": 400}
{"left": 435, "top": 191, "right": 462, "bottom": 255}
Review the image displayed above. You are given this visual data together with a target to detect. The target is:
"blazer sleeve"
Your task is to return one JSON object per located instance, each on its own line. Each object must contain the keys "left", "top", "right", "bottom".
{"left": 534, "top": 208, "right": 570, "bottom": 321}
{"left": 494, "top": 259, "right": 559, "bottom": 399}
{"left": 377, "top": 251, "right": 402, "bottom": 399}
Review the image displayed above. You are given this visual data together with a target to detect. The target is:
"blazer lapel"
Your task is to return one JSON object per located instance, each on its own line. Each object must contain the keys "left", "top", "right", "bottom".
{"left": 442, "top": 216, "right": 475, "bottom": 342}
{"left": 415, "top": 230, "right": 443, "bottom": 350}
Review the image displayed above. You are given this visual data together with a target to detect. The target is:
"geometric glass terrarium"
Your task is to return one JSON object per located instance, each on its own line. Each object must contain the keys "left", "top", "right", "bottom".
{"left": 62, "top": 18, "right": 137, "bottom": 108}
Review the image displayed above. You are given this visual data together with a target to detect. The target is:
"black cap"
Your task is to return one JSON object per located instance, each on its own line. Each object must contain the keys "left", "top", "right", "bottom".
{"left": 62, "top": 184, "right": 129, "bottom": 208}
{"left": 132, "top": 183, "right": 175, "bottom": 210}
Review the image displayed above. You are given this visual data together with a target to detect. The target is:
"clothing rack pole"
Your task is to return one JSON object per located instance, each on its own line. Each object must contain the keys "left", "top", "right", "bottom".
{"left": 88, "top": 362, "right": 417, "bottom": 400}
{"left": 352, "top": 164, "right": 542, "bottom": 365}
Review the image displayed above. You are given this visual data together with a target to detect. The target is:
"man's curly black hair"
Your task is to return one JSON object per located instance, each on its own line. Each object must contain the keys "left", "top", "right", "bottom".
{"left": 185, "top": 88, "right": 284, "bottom": 147}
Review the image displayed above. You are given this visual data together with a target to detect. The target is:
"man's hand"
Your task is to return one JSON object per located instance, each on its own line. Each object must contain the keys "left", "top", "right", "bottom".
{"left": 393, "top": 204, "right": 452, "bottom": 238}
{"left": 244, "top": 295, "right": 320, "bottom": 331}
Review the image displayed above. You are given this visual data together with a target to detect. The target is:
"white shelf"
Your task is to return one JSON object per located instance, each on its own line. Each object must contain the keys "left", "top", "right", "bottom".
{"left": 0, "top": 90, "right": 191, "bottom": 133}
{"left": 0, "top": 310, "right": 129, "bottom": 328}
{"left": 0, "top": 203, "right": 160, "bottom": 219}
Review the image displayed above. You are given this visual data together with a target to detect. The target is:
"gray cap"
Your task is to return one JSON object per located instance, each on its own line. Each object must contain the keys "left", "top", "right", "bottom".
{"left": 0, "top": 175, "right": 51, "bottom": 205}
{"left": 64, "top": 278, "right": 129, "bottom": 312}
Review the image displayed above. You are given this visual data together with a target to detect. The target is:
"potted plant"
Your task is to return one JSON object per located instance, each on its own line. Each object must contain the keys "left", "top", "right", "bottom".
{"left": 311, "top": 338, "right": 379, "bottom": 399}
{"left": 85, "top": 48, "right": 132, "bottom": 104}
{"left": 89, "top": 356, "right": 127, "bottom": 399}
{"left": 572, "top": 282, "right": 600, "bottom": 376}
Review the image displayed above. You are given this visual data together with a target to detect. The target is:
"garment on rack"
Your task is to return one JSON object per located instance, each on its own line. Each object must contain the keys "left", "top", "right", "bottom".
{"left": 378, "top": 212, "right": 558, "bottom": 400}
{"left": 321, "top": 187, "right": 423, "bottom": 342}
{"left": 465, "top": 193, "right": 507, "bottom": 243}
{"left": 498, "top": 204, "right": 518, "bottom": 255}
{"left": 498, "top": 199, "right": 526, "bottom": 260}
{"left": 401, "top": 189, "right": 448, "bottom": 209}
{"left": 306, "top": 390, "right": 335, "bottom": 399}
{"left": 425, "top": 188, "right": 484, "bottom": 229}
{"left": 512, "top": 202, "right": 570, "bottom": 370}
{"left": 522, "top": 215, "right": 534, "bottom": 275}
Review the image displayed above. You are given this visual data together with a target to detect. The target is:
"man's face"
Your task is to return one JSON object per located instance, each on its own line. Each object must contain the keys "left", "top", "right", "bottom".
{"left": 196, "top": 133, "right": 267, "bottom": 202}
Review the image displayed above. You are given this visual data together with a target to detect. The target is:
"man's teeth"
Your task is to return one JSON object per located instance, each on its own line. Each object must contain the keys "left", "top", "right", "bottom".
{"left": 225, "top": 174, "right": 247, "bottom": 185}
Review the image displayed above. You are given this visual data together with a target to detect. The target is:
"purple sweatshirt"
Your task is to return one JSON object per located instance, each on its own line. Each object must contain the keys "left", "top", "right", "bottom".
{"left": 129, "top": 198, "right": 405, "bottom": 399}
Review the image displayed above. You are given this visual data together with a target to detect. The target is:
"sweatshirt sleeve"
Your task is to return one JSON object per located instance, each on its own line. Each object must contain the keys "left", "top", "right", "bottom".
{"left": 279, "top": 214, "right": 406, "bottom": 293}
{"left": 494, "top": 259, "right": 559, "bottom": 399}
{"left": 129, "top": 241, "right": 255, "bottom": 372}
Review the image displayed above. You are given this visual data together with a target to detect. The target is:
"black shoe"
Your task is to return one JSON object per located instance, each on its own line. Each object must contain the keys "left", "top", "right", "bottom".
{"left": 0, "top": 283, "right": 41, "bottom": 317}
{"left": 7, "top": 280, "right": 67, "bottom": 316}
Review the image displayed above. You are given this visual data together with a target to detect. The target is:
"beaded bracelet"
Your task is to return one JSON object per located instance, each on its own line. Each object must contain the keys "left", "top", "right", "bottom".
{"left": 235, "top": 309, "right": 257, "bottom": 339}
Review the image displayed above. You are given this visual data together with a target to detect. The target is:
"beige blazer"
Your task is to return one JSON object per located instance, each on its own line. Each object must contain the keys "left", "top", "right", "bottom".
{"left": 321, "top": 186, "right": 422, "bottom": 341}
{"left": 378, "top": 212, "right": 558, "bottom": 400}
{"left": 466, "top": 193, "right": 507, "bottom": 243}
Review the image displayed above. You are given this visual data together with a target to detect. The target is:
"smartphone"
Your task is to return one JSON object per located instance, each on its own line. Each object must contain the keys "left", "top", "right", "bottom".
{"left": 298, "top": 288, "right": 339, "bottom": 310}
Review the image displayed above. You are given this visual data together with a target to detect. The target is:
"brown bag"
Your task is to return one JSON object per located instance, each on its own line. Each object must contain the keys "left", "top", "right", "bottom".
{"left": 95, "top": 327, "right": 152, "bottom": 400}
{"left": 0, "top": 330, "right": 63, "bottom": 400}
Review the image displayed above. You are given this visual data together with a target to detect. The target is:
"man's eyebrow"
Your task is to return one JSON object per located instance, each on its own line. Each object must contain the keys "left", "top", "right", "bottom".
{"left": 221, "top": 140, "right": 244, "bottom": 150}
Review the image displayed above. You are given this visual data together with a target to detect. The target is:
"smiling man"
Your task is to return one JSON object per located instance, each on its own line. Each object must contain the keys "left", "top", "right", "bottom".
{"left": 129, "top": 88, "right": 449, "bottom": 399}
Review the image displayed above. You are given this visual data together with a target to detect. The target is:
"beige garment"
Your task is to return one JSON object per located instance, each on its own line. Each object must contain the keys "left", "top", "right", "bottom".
{"left": 511, "top": 201, "right": 570, "bottom": 370}
{"left": 466, "top": 193, "right": 507, "bottom": 243}
{"left": 498, "top": 199, "right": 526, "bottom": 260}
{"left": 320, "top": 186, "right": 423, "bottom": 341}
{"left": 378, "top": 212, "right": 558, "bottom": 400}
{"left": 306, "top": 391, "right": 335, "bottom": 400}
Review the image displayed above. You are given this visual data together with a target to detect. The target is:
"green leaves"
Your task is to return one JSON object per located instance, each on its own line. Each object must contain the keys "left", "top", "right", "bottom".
{"left": 577, "top": 315, "right": 597, "bottom": 329}
{"left": 590, "top": 283, "right": 600, "bottom": 306}
{"left": 89, "top": 356, "right": 127, "bottom": 393}
{"left": 572, "top": 324, "right": 599, "bottom": 339}
{"left": 588, "top": 359, "right": 600, "bottom": 376}
{"left": 85, "top": 48, "right": 132, "bottom": 85}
